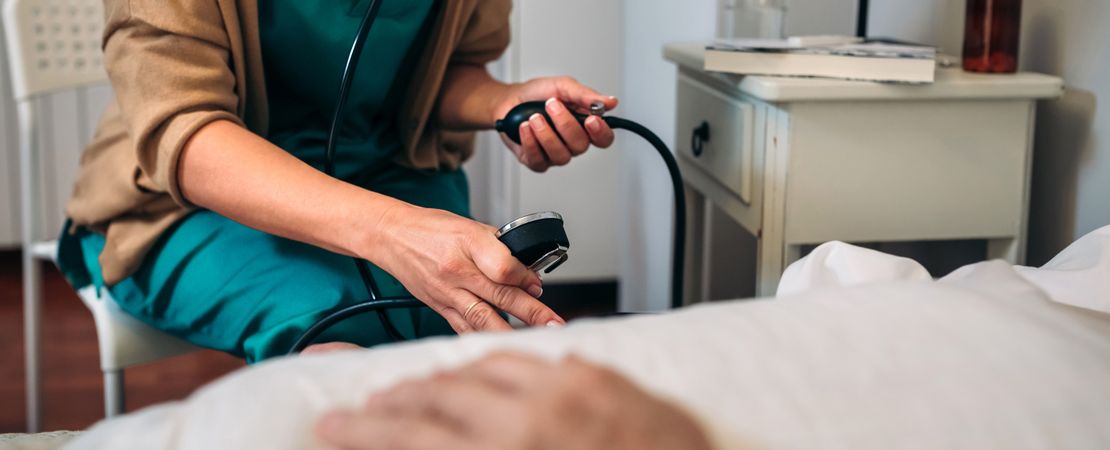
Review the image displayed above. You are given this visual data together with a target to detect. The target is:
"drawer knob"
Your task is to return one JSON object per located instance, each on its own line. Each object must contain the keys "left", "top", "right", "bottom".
{"left": 691, "top": 121, "right": 710, "bottom": 157}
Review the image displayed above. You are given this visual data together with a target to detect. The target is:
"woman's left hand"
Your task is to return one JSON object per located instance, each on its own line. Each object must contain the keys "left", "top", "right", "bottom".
{"left": 495, "top": 77, "right": 620, "bottom": 173}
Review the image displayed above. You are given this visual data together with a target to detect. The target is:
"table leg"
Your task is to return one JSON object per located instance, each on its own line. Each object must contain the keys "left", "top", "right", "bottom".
{"left": 698, "top": 198, "right": 715, "bottom": 303}
{"left": 784, "top": 244, "right": 805, "bottom": 268}
{"left": 987, "top": 237, "right": 1023, "bottom": 264}
{"left": 682, "top": 184, "right": 706, "bottom": 306}
{"left": 756, "top": 238, "right": 783, "bottom": 298}
{"left": 756, "top": 107, "right": 790, "bottom": 298}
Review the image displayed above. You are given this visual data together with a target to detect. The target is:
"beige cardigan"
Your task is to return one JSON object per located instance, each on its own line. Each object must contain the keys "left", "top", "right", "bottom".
{"left": 66, "top": 0, "right": 512, "bottom": 285}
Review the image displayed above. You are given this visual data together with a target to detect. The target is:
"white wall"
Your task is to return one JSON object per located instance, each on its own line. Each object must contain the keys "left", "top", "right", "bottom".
{"left": 868, "top": 0, "right": 964, "bottom": 53}
{"left": 618, "top": 0, "right": 858, "bottom": 311}
{"left": 782, "top": 0, "right": 859, "bottom": 37}
{"left": 618, "top": 0, "right": 718, "bottom": 311}
{"left": 866, "top": 0, "right": 1110, "bottom": 264}
{"left": 515, "top": 0, "right": 625, "bottom": 281}
{"left": 1022, "top": 0, "right": 1110, "bottom": 264}
{"left": 470, "top": 0, "right": 625, "bottom": 282}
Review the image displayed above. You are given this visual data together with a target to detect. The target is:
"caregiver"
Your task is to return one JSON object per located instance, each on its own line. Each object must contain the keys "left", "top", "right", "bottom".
{"left": 58, "top": 0, "right": 618, "bottom": 362}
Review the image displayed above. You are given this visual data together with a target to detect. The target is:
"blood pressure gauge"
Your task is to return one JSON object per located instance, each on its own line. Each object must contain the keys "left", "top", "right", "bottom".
{"left": 496, "top": 212, "right": 570, "bottom": 274}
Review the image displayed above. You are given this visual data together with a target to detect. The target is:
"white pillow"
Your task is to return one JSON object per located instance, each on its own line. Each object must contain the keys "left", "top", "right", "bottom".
{"left": 1014, "top": 225, "right": 1110, "bottom": 313}
{"left": 777, "top": 241, "right": 931, "bottom": 296}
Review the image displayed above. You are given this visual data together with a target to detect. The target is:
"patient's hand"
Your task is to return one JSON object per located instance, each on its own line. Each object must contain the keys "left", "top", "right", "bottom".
{"left": 315, "top": 352, "right": 714, "bottom": 450}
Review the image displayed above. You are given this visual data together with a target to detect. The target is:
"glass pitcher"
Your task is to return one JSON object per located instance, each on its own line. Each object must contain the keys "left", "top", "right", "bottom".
{"left": 719, "top": 0, "right": 788, "bottom": 39}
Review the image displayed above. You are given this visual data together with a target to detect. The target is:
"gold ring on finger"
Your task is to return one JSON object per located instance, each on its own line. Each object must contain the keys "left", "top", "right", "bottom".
{"left": 464, "top": 300, "right": 486, "bottom": 318}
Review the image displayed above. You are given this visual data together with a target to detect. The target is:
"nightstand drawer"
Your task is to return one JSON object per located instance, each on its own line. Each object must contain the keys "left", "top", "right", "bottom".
{"left": 675, "top": 74, "right": 757, "bottom": 205}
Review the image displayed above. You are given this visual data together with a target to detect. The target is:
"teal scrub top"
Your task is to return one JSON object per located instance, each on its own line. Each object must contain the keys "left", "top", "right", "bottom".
{"left": 260, "top": 0, "right": 437, "bottom": 180}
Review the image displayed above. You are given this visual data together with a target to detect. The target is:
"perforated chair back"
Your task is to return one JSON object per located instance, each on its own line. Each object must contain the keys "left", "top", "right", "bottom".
{"left": 3, "top": 0, "right": 106, "bottom": 100}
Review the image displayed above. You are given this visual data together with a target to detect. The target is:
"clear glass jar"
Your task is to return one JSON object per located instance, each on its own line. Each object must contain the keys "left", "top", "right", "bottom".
{"left": 719, "top": 0, "right": 788, "bottom": 39}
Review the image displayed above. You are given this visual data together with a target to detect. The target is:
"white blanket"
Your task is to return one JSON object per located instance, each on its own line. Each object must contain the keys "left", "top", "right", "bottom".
{"left": 66, "top": 227, "right": 1110, "bottom": 450}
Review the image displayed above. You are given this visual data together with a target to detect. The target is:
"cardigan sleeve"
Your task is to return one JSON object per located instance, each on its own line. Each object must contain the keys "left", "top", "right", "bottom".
{"left": 450, "top": 0, "right": 513, "bottom": 66}
{"left": 102, "top": 0, "right": 245, "bottom": 207}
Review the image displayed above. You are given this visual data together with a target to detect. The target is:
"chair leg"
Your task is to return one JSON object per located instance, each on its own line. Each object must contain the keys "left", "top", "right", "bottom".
{"left": 23, "top": 251, "right": 42, "bottom": 432}
{"left": 104, "top": 369, "right": 125, "bottom": 417}
{"left": 18, "top": 96, "right": 44, "bottom": 432}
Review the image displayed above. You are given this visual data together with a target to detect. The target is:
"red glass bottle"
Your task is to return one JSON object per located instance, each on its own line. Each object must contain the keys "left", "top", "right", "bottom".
{"left": 963, "top": 0, "right": 1023, "bottom": 73}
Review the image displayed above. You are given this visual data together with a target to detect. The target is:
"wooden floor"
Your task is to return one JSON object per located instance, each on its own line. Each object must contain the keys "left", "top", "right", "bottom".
{"left": 0, "top": 251, "right": 244, "bottom": 433}
{"left": 0, "top": 250, "right": 617, "bottom": 433}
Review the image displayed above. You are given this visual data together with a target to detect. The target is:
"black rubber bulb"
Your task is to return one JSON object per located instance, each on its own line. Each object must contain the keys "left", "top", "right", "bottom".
{"left": 496, "top": 101, "right": 597, "bottom": 145}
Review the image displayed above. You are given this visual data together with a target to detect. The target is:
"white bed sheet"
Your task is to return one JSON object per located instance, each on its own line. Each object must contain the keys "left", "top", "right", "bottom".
{"left": 65, "top": 227, "right": 1110, "bottom": 450}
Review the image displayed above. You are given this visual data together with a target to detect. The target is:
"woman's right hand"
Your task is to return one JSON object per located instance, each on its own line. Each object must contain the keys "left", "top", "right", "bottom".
{"left": 369, "top": 205, "right": 565, "bottom": 333}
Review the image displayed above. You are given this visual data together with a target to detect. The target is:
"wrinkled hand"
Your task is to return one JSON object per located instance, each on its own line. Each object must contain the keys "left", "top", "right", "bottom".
{"left": 373, "top": 206, "right": 564, "bottom": 333}
{"left": 315, "top": 352, "right": 714, "bottom": 450}
{"left": 496, "top": 76, "right": 620, "bottom": 173}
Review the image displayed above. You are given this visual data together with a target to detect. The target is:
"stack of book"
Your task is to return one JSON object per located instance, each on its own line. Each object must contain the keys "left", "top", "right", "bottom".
{"left": 704, "top": 36, "right": 937, "bottom": 84}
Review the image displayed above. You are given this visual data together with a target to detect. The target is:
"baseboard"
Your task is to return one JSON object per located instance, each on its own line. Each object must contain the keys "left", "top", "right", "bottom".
{"left": 539, "top": 280, "right": 618, "bottom": 320}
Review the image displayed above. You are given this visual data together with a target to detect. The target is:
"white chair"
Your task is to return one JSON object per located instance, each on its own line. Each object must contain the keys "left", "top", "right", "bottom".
{"left": 3, "top": 0, "right": 200, "bottom": 431}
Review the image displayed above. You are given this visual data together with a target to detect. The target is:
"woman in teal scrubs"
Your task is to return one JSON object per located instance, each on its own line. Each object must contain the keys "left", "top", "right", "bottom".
{"left": 59, "top": 1, "right": 619, "bottom": 362}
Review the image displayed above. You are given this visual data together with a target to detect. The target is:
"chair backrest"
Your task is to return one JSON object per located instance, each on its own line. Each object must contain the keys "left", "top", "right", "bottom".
{"left": 2, "top": 0, "right": 106, "bottom": 101}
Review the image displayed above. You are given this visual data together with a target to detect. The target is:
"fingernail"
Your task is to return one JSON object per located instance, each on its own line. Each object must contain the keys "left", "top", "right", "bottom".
{"left": 529, "top": 113, "right": 546, "bottom": 130}
{"left": 527, "top": 284, "right": 543, "bottom": 298}
{"left": 545, "top": 97, "right": 558, "bottom": 106}
{"left": 586, "top": 116, "right": 602, "bottom": 132}
{"left": 546, "top": 320, "right": 564, "bottom": 328}
{"left": 607, "top": 95, "right": 618, "bottom": 101}
{"left": 545, "top": 98, "right": 565, "bottom": 113}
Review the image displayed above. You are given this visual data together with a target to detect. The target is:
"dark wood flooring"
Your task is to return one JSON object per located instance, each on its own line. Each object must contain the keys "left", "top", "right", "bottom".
{"left": 0, "top": 250, "right": 616, "bottom": 433}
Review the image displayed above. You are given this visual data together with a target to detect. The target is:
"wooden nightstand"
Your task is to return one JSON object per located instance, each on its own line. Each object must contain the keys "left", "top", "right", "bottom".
{"left": 664, "top": 43, "right": 1063, "bottom": 298}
